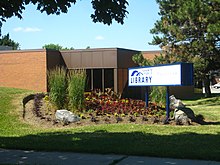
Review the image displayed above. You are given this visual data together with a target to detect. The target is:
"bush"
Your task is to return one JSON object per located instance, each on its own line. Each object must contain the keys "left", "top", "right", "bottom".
{"left": 150, "top": 86, "right": 166, "bottom": 106}
{"left": 47, "top": 67, "right": 67, "bottom": 109}
{"left": 68, "top": 69, "right": 86, "bottom": 111}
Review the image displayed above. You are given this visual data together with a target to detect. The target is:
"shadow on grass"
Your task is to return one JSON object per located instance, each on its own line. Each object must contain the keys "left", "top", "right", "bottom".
{"left": 194, "top": 114, "right": 220, "bottom": 125}
{"left": 0, "top": 130, "right": 220, "bottom": 161}
{"left": 196, "top": 115, "right": 220, "bottom": 125}
{"left": 203, "top": 121, "right": 220, "bottom": 125}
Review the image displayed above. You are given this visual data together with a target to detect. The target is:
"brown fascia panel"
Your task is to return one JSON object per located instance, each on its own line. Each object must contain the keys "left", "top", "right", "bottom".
{"left": 59, "top": 48, "right": 162, "bottom": 69}
{"left": 46, "top": 49, "right": 67, "bottom": 70}
{"left": 60, "top": 48, "right": 118, "bottom": 69}
{"left": 117, "top": 48, "right": 140, "bottom": 68}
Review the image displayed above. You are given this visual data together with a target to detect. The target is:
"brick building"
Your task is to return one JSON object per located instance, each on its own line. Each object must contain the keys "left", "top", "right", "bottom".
{"left": 0, "top": 48, "right": 194, "bottom": 99}
{"left": 0, "top": 49, "right": 64, "bottom": 92}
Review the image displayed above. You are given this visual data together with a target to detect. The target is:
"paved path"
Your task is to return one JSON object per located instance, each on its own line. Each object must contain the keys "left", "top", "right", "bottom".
{"left": 0, "top": 148, "right": 220, "bottom": 165}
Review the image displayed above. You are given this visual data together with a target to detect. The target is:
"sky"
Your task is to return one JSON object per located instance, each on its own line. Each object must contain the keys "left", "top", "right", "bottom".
{"left": 1, "top": 1, "right": 161, "bottom": 51}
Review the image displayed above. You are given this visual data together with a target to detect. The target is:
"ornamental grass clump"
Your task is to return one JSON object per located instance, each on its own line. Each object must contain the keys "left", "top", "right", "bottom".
{"left": 150, "top": 86, "right": 166, "bottom": 106}
{"left": 47, "top": 66, "right": 67, "bottom": 109}
{"left": 68, "top": 69, "right": 86, "bottom": 111}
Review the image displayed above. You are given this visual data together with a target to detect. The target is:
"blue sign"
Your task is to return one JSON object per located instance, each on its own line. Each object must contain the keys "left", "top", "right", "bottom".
{"left": 128, "top": 63, "right": 193, "bottom": 86}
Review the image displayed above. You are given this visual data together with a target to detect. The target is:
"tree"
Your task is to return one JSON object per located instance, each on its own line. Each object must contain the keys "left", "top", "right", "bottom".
{"left": 0, "top": 0, "right": 128, "bottom": 26}
{"left": 149, "top": 0, "right": 220, "bottom": 97}
{"left": 132, "top": 52, "right": 166, "bottom": 104}
{"left": 0, "top": 22, "right": 2, "bottom": 36}
{"left": 0, "top": 33, "right": 20, "bottom": 50}
{"left": 42, "top": 43, "right": 74, "bottom": 50}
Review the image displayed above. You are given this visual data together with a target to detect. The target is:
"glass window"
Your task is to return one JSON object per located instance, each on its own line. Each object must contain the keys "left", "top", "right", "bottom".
{"left": 93, "top": 69, "right": 102, "bottom": 90}
{"left": 104, "top": 69, "right": 114, "bottom": 89}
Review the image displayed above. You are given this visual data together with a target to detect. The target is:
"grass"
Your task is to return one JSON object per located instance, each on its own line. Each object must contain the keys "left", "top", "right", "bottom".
{"left": 0, "top": 87, "right": 220, "bottom": 161}
{"left": 184, "top": 96, "right": 220, "bottom": 121}
{"left": 47, "top": 66, "right": 67, "bottom": 109}
{"left": 68, "top": 69, "right": 86, "bottom": 111}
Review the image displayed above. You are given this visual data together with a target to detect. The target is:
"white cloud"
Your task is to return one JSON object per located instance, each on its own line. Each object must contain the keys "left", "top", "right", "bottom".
{"left": 24, "top": 27, "right": 42, "bottom": 32}
{"left": 95, "top": 35, "right": 104, "bottom": 40}
{"left": 13, "top": 27, "right": 23, "bottom": 32}
{"left": 13, "top": 27, "right": 42, "bottom": 32}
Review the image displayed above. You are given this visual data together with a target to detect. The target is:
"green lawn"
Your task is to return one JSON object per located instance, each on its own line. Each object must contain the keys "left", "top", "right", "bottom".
{"left": 0, "top": 87, "right": 220, "bottom": 161}
{"left": 184, "top": 96, "right": 220, "bottom": 121}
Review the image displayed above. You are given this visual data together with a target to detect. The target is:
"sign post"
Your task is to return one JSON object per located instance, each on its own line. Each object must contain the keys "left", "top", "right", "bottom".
{"left": 145, "top": 87, "right": 149, "bottom": 108}
{"left": 128, "top": 63, "right": 193, "bottom": 123}
{"left": 166, "top": 86, "right": 170, "bottom": 122}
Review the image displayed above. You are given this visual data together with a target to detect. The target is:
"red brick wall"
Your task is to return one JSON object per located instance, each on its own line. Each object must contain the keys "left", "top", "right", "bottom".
{"left": 142, "top": 51, "right": 162, "bottom": 60}
{"left": 0, "top": 50, "right": 47, "bottom": 92}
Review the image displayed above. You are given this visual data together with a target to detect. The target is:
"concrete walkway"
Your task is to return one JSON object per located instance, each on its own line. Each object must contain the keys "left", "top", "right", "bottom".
{"left": 0, "top": 148, "right": 220, "bottom": 165}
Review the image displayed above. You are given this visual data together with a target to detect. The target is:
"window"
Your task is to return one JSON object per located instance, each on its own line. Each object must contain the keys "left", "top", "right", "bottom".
{"left": 85, "top": 68, "right": 114, "bottom": 91}
{"left": 104, "top": 69, "right": 114, "bottom": 89}
{"left": 93, "top": 69, "right": 102, "bottom": 90}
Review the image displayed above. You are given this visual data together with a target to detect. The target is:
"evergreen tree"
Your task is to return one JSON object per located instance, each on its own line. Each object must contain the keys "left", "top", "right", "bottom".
{"left": 149, "top": 0, "right": 220, "bottom": 97}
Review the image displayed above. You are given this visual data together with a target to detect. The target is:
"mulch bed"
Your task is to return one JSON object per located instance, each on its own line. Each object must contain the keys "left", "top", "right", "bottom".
{"left": 23, "top": 100, "right": 200, "bottom": 128}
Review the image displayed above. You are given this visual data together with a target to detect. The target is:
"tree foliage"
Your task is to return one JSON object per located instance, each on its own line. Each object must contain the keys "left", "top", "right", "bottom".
{"left": 132, "top": 52, "right": 166, "bottom": 104}
{"left": 0, "top": 22, "right": 2, "bottom": 36}
{"left": 0, "top": 33, "right": 20, "bottom": 50}
{"left": 91, "top": 0, "right": 128, "bottom": 25}
{"left": 149, "top": 0, "right": 220, "bottom": 97}
{"left": 42, "top": 43, "right": 74, "bottom": 50}
{"left": 0, "top": 0, "right": 128, "bottom": 26}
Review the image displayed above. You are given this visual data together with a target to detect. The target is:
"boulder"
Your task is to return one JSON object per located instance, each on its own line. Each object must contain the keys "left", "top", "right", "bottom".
{"left": 55, "top": 110, "right": 80, "bottom": 123}
{"left": 169, "top": 95, "right": 197, "bottom": 125}
{"left": 173, "top": 109, "right": 190, "bottom": 125}
{"left": 173, "top": 107, "right": 196, "bottom": 125}
{"left": 177, "top": 107, "right": 197, "bottom": 122}
{"left": 169, "top": 95, "right": 185, "bottom": 110}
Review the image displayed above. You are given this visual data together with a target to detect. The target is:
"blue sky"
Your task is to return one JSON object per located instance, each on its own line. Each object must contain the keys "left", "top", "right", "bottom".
{"left": 1, "top": 1, "right": 161, "bottom": 51}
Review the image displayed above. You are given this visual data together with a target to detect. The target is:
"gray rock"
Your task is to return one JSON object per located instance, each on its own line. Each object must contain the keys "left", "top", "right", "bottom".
{"left": 55, "top": 110, "right": 80, "bottom": 123}
{"left": 173, "top": 107, "right": 196, "bottom": 125}
{"left": 169, "top": 95, "right": 185, "bottom": 110}
{"left": 173, "top": 109, "right": 190, "bottom": 125}
{"left": 177, "top": 107, "right": 197, "bottom": 122}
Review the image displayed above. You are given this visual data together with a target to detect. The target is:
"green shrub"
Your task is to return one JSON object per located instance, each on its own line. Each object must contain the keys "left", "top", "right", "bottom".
{"left": 68, "top": 69, "right": 86, "bottom": 111}
{"left": 150, "top": 86, "right": 166, "bottom": 106}
{"left": 47, "top": 66, "right": 67, "bottom": 109}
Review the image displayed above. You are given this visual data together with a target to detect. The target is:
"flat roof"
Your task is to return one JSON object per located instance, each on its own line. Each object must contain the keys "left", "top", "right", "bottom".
{"left": 0, "top": 49, "right": 47, "bottom": 54}
{"left": 0, "top": 47, "right": 162, "bottom": 54}
{"left": 60, "top": 47, "right": 140, "bottom": 53}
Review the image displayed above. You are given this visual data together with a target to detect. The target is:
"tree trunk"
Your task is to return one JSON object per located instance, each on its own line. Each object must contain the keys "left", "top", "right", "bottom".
{"left": 204, "top": 75, "right": 211, "bottom": 97}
